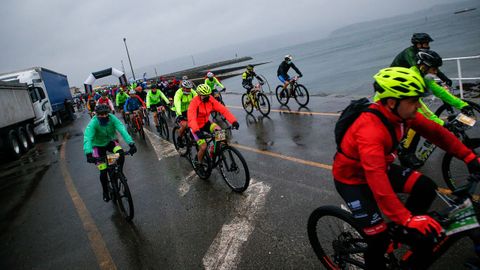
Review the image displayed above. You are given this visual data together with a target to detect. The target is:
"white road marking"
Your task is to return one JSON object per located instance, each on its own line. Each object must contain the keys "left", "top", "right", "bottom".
{"left": 178, "top": 170, "right": 199, "bottom": 197}
{"left": 203, "top": 179, "right": 271, "bottom": 270}
{"left": 144, "top": 129, "right": 178, "bottom": 160}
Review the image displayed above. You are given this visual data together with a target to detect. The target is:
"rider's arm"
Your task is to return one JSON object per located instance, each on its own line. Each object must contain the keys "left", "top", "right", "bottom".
{"left": 107, "top": 99, "right": 115, "bottom": 111}
{"left": 174, "top": 90, "right": 183, "bottom": 116}
{"left": 187, "top": 97, "right": 200, "bottom": 133}
{"left": 134, "top": 95, "right": 146, "bottom": 107}
{"left": 123, "top": 99, "right": 130, "bottom": 112}
{"left": 436, "top": 70, "right": 452, "bottom": 86}
{"left": 116, "top": 93, "right": 121, "bottom": 105}
{"left": 425, "top": 77, "right": 467, "bottom": 109}
{"left": 418, "top": 99, "right": 444, "bottom": 126}
{"left": 111, "top": 114, "right": 134, "bottom": 145}
{"left": 291, "top": 63, "right": 303, "bottom": 77}
{"left": 83, "top": 120, "right": 96, "bottom": 155}
{"left": 409, "top": 112, "right": 476, "bottom": 163}
{"left": 211, "top": 98, "right": 237, "bottom": 124}
{"left": 214, "top": 78, "right": 225, "bottom": 89}
{"left": 146, "top": 92, "right": 151, "bottom": 108}
{"left": 356, "top": 118, "right": 412, "bottom": 225}
{"left": 159, "top": 91, "right": 170, "bottom": 104}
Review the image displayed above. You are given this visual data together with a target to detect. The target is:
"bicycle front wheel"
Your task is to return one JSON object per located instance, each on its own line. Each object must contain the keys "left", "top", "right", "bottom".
{"left": 307, "top": 205, "right": 367, "bottom": 269}
{"left": 275, "top": 85, "right": 289, "bottom": 105}
{"left": 218, "top": 146, "right": 250, "bottom": 192}
{"left": 241, "top": 93, "right": 254, "bottom": 114}
{"left": 159, "top": 116, "right": 169, "bottom": 141}
{"left": 136, "top": 117, "right": 145, "bottom": 140}
{"left": 294, "top": 84, "right": 310, "bottom": 107}
{"left": 144, "top": 112, "right": 150, "bottom": 126}
{"left": 172, "top": 126, "right": 188, "bottom": 156}
{"left": 442, "top": 138, "right": 480, "bottom": 191}
{"left": 116, "top": 173, "right": 134, "bottom": 221}
{"left": 257, "top": 93, "right": 271, "bottom": 116}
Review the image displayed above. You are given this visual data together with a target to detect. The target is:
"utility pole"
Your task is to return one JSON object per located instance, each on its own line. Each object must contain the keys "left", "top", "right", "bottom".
{"left": 191, "top": 55, "right": 196, "bottom": 66}
{"left": 123, "top": 37, "right": 136, "bottom": 80}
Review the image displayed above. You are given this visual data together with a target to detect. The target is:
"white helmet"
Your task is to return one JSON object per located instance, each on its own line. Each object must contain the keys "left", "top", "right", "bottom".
{"left": 181, "top": 80, "right": 193, "bottom": 89}
{"left": 182, "top": 75, "right": 189, "bottom": 80}
{"left": 207, "top": 72, "right": 214, "bottom": 78}
{"left": 285, "top": 54, "right": 293, "bottom": 61}
{"left": 129, "top": 89, "right": 136, "bottom": 95}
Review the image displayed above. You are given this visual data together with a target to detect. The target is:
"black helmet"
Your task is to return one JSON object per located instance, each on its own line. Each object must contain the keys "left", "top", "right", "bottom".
{"left": 246, "top": 65, "right": 254, "bottom": 71}
{"left": 95, "top": 104, "right": 111, "bottom": 114}
{"left": 411, "top": 33, "right": 433, "bottom": 44}
{"left": 416, "top": 49, "right": 442, "bottom": 68}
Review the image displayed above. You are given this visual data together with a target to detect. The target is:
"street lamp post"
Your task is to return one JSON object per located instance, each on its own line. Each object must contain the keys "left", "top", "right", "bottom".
{"left": 123, "top": 37, "right": 136, "bottom": 80}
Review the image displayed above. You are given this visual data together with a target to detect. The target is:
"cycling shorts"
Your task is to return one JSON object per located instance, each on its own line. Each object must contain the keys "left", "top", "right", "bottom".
{"left": 278, "top": 75, "right": 290, "bottom": 83}
{"left": 149, "top": 102, "right": 167, "bottom": 113}
{"left": 191, "top": 121, "right": 220, "bottom": 145}
{"left": 92, "top": 140, "right": 123, "bottom": 171}
{"left": 334, "top": 164, "right": 423, "bottom": 236}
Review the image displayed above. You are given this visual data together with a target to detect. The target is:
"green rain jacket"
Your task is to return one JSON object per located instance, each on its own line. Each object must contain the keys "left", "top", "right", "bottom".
{"left": 83, "top": 114, "right": 133, "bottom": 154}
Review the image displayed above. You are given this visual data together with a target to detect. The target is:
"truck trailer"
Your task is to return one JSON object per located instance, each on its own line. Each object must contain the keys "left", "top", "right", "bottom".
{"left": 0, "top": 81, "right": 37, "bottom": 159}
{"left": 0, "top": 67, "right": 73, "bottom": 134}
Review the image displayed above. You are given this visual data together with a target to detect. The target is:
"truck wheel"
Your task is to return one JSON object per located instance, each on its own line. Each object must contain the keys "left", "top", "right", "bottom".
{"left": 25, "top": 123, "right": 35, "bottom": 147}
{"left": 7, "top": 130, "right": 22, "bottom": 159}
{"left": 48, "top": 117, "right": 55, "bottom": 134}
{"left": 17, "top": 127, "right": 30, "bottom": 152}
{"left": 57, "top": 113, "right": 63, "bottom": 126}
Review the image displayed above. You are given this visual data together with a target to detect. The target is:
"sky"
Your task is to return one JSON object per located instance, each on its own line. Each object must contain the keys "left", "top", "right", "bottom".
{"left": 0, "top": 0, "right": 458, "bottom": 89}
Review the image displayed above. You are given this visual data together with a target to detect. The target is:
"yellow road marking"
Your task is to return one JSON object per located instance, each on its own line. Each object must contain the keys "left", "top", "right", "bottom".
{"left": 232, "top": 143, "right": 332, "bottom": 170}
{"left": 228, "top": 105, "right": 340, "bottom": 116}
{"left": 60, "top": 136, "right": 117, "bottom": 270}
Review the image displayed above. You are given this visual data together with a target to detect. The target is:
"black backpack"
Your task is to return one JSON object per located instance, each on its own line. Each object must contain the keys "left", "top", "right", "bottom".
{"left": 334, "top": 98, "right": 398, "bottom": 158}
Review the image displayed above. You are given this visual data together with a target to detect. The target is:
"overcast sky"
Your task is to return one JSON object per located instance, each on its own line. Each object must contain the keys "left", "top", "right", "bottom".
{"left": 0, "top": 0, "right": 457, "bottom": 88}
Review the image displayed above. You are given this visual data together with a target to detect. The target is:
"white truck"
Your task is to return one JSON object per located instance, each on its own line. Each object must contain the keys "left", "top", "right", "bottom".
{"left": 0, "top": 81, "right": 37, "bottom": 159}
{"left": 0, "top": 67, "right": 73, "bottom": 135}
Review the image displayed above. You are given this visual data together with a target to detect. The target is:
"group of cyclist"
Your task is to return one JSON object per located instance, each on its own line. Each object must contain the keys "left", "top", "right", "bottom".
{"left": 81, "top": 31, "right": 478, "bottom": 268}
{"left": 333, "top": 33, "right": 480, "bottom": 269}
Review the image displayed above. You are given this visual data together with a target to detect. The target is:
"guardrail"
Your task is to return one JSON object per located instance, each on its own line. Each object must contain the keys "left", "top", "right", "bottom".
{"left": 443, "top": 55, "right": 480, "bottom": 99}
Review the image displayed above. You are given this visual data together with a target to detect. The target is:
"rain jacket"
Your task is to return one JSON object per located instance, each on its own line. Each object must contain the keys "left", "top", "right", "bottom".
{"left": 187, "top": 96, "right": 236, "bottom": 133}
{"left": 83, "top": 114, "right": 133, "bottom": 154}
{"left": 332, "top": 101, "right": 475, "bottom": 225}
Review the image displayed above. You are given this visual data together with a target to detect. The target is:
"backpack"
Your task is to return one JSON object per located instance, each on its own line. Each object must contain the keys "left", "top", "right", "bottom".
{"left": 334, "top": 98, "right": 398, "bottom": 158}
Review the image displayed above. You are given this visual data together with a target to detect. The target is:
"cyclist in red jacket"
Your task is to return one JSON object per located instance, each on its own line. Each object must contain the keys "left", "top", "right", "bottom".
{"left": 187, "top": 84, "right": 239, "bottom": 169}
{"left": 333, "top": 67, "right": 480, "bottom": 269}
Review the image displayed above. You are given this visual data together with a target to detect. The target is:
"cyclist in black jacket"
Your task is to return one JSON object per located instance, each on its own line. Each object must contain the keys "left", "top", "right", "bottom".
{"left": 242, "top": 65, "right": 264, "bottom": 94}
{"left": 277, "top": 54, "right": 303, "bottom": 91}
{"left": 391, "top": 33, "right": 452, "bottom": 87}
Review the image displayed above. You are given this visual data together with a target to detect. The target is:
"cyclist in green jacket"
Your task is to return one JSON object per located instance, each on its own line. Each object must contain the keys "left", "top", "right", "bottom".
{"left": 174, "top": 80, "right": 197, "bottom": 147}
{"left": 146, "top": 84, "right": 170, "bottom": 132}
{"left": 83, "top": 104, "right": 137, "bottom": 202}
{"left": 391, "top": 33, "right": 452, "bottom": 87}
{"left": 389, "top": 50, "right": 472, "bottom": 168}
{"left": 205, "top": 72, "right": 225, "bottom": 92}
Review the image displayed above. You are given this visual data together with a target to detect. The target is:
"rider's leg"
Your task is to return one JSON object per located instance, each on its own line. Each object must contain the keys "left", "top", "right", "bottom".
{"left": 93, "top": 146, "right": 110, "bottom": 202}
{"left": 110, "top": 141, "right": 125, "bottom": 172}
{"left": 334, "top": 180, "right": 390, "bottom": 269}
{"left": 197, "top": 140, "right": 208, "bottom": 163}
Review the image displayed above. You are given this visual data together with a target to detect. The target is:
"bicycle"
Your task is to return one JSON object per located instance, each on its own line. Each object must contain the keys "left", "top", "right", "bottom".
{"left": 172, "top": 119, "right": 195, "bottom": 157}
{"left": 141, "top": 107, "right": 150, "bottom": 127}
{"left": 275, "top": 76, "right": 309, "bottom": 107}
{"left": 155, "top": 104, "right": 170, "bottom": 141}
{"left": 95, "top": 151, "right": 134, "bottom": 221}
{"left": 242, "top": 82, "right": 271, "bottom": 116}
{"left": 307, "top": 174, "right": 480, "bottom": 269}
{"left": 192, "top": 126, "right": 250, "bottom": 192}
{"left": 126, "top": 110, "right": 145, "bottom": 140}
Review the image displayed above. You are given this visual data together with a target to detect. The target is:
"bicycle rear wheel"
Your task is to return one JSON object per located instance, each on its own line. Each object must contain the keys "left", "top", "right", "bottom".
{"left": 307, "top": 205, "right": 367, "bottom": 269}
{"left": 275, "top": 85, "right": 289, "bottom": 105}
{"left": 218, "top": 146, "right": 250, "bottom": 192}
{"left": 116, "top": 172, "right": 134, "bottom": 221}
{"left": 442, "top": 138, "right": 480, "bottom": 191}
{"left": 294, "top": 84, "right": 310, "bottom": 107}
{"left": 241, "top": 93, "right": 254, "bottom": 114}
{"left": 257, "top": 93, "right": 271, "bottom": 116}
{"left": 144, "top": 111, "right": 150, "bottom": 126}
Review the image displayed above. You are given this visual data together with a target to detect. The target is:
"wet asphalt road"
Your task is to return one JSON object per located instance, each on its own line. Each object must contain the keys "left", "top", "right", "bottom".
{"left": 0, "top": 93, "right": 478, "bottom": 269}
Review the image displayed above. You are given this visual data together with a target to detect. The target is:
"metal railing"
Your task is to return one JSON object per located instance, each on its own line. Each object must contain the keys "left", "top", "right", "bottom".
{"left": 443, "top": 55, "right": 480, "bottom": 99}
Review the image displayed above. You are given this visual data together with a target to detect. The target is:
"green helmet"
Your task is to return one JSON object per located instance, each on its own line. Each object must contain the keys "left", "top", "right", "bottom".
{"left": 374, "top": 67, "right": 427, "bottom": 100}
{"left": 196, "top": 84, "right": 211, "bottom": 96}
